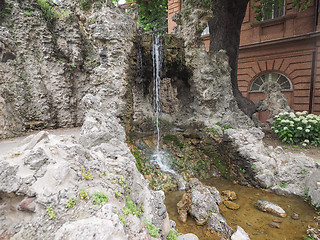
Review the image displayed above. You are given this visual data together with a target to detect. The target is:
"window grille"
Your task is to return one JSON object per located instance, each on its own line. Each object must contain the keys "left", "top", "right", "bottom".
{"left": 249, "top": 72, "right": 292, "bottom": 92}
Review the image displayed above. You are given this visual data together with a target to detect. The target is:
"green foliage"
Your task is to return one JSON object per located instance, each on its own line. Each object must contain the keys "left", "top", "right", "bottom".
{"left": 0, "top": 1, "right": 12, "bottom": 20}
{"left": 206, "top": 122, "right": 232, "bottom": 135}
{"left": 115, "top": 190, "right": 122, "bottom": 198}
{"left": 118, "top": 215, "right": 126, "bottom": 227}
{"left": 79, "top": 0, "right": 92, "bottom": 10}
{"left": 79, "top": 187, "right": 90, "bottom": 200}
{"left": 65, "top": 197, "right": 77, "bottom": 209}
{"left": 46, "top": 206, "right": 56, "bottom": 219}
{"left": 81, "top": 166, "right": 93, "bottom": 180}
{"left": 92, "top": 192, "right": 109, "bottom": 205}
{"left": 163, "top": 134, "right": 184, "bottom": 148}
{"left": 272, "top": 111, "right": 320, "bottom": 146}
{"left": 280, "top": 182, "right": 288, "bottom": 188}
{"left": 167, "top": 229, "right": 179, "bottom": 240}
{"left": 37, "top": 0, "right": 57, "bottom": 23}
{"left": 145, "top": 219, "right": 160, "bottom": 237}
{"left": 128, "top": 0, "right": 168, "bottom": 32}
{"left": 123, "top": 195, "right": 141, "bottom": 217}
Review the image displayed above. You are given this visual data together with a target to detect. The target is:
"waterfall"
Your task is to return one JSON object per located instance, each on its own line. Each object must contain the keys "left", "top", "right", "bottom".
{"left": 152, "top": 34, "right": 162, "bottom": 151}
{"left": 151, "top": 35, "right": 185, "bottom": 190}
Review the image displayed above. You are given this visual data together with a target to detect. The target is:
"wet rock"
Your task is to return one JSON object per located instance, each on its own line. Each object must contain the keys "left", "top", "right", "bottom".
{"left": 306, "top": 226, "right": 320, "bottom": 240}
{"left": 291, "top": 213, "right": 299, "bottom": 220}
{"left": 272, "top": 219, "right": 282, "bottom": 223}
{"left": 269, "top": 222, "right": 280, "bottom": 229}
{"left": 176, "top": 192, "right": 190, "bottom": 222}
{"left": 17, "top": 198, "right": 36, "bottom": 212}
{"left": 221, "top": 190, "right": 237, "bottom": 201}
{"left": 177, "top": 233, "right": 199, "bottom": 240}
{"left": 207, "top": 212, "right": 233, "bottom": 239}
{"left": 187, "top": 178, "right": 221, "bottom": 225}
{"left": 223, "top": 201, "right": 240, "bottom": 210}
{"left": 255, "top": 200, "right": 287, "bottom": 218}
{"left": 231, "top": 226, "right": 250, "bottom": 240}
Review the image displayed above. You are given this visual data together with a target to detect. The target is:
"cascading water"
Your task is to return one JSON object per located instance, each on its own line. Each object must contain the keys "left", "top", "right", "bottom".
{"left": 150, "top": 35, "right": 185, "bottom": 190}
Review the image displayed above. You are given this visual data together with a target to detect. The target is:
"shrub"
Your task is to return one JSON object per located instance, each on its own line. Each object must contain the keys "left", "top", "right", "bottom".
{"left": 145, "top": 219, "right": 159, "bottom": 237}
{"left": 167, "top": 229, "right": 179, "bottom": 240}
{"left": 65, "top": 197, "right": 77, "bottom": 209}
{"left": 37, "top": 0, "right": 57, "bottom": 23}
{"left": 272, "top": 111, "right": 320, "bottom": 146}
{"left": 92, "top": 192, "right": 109, "bottom": 205}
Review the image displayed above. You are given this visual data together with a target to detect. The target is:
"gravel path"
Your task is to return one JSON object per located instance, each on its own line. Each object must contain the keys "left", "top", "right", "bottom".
{"left": 0, "top": 128, "right": 81, "bottom": 156}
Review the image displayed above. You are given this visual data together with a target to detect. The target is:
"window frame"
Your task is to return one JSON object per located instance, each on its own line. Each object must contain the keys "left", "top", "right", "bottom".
{"left": 262, "top": 0, "right": 286, "bottom": 21}
{"left": 249, "top": 72, "right": 293, "bottom": 93}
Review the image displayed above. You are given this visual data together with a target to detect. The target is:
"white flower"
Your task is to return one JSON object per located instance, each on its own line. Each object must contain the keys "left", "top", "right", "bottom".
{"left": 294, "top": 118, "right": 300, "bottom": 121}
{"left": 297, "top": 127, "right": 303, "bottom": 130}
{"left": 304, "top": 139, "right": 310, "bottom": 143}
{"left": 289, "top": 112, "right": 295, "bottom": 118}
{"left": 302, "top": 143, "right": 307, "bottom": 147}
{"left": 284, "top": 127, "right": 288, "bottom": 130}
{"left": 302, "top": 111, "right": 308, "bottom": 115}
{"left": 275, "top": 130, "right": 279, "bottom": 133}
{"left": 306, "top": 125, "right": 311, "bottom": 128}
{"left": 305, "top": 129, "right": 310, "bottom": 133}
{"left": 302, "top": 119, "right": 308, "bottom": 124}
{"left": 283, "top": 111, "right": 289, "bottom": 115}
{"left": 296, "top": 112, "right": 302, "bottom": 115}
{"left": 290, "top": 121, "right": 294, "bottom": 125}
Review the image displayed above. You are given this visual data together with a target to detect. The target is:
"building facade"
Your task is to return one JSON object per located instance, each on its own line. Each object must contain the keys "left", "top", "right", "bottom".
{"left": 168, "top": 0, "right": 320, "bottom": 122}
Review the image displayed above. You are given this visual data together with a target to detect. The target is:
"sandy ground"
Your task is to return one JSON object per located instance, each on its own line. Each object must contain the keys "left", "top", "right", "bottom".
{"left": 0, "top": 128, "right": 81, "bottom": 156}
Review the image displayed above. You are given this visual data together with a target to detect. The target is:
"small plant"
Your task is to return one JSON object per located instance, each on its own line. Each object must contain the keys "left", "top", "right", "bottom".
{"left": 118, "top": 215, "right": 126, "bottom": 227}
{"left": 79, "top": 187, "right": 90, "bottom": 200}
{"left": 115, "top": 190, "right": 122, "bottom": 198}
{"left": 167, "top": 229, "right": 179, "bottom": 240}
{"left": 145, "top": 219, "right": 159, "bottom": 237}
{"left": 80, "top": 0, "right": 92, "bottom": 11}
{"left": 122, "top": 195, "right": 141, "bottom": 217}
{"left": 280, "top": 182, "right": 288, "bottom": 188}
{"left": 272, "top": 111, "right": 320, "bottom": 146}
{"left": 24, "top": 11, "right": 33, "bottom": 16}
{"left": 301, "top": 168, "right": 307, "bottom": 174}
{"left": 99, "top": 171, "right": 107, "bottom": 178}
{"left": 92, "top": 192, "right": 109, "bottom": 205}
{"left": 37, "top": 0, "right": 58, "bottom": 23}
{"left": 46, "top": 206, "right": 56, "bottom": 219}
{"left": 81, "top": 166, "right": 93, "bottom": 180}
{"left": 65, "top": 197, "right": 77, "bottom": 209}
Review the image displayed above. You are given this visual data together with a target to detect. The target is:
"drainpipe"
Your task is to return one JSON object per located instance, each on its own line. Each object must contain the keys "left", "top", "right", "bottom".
{"left": 309, "top": 0, "right": 319, "bottom": 113}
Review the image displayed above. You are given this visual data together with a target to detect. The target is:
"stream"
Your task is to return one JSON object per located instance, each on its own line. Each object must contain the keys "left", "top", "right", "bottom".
{"left": 165, "top": 177, "right": 317, "bottom": 240}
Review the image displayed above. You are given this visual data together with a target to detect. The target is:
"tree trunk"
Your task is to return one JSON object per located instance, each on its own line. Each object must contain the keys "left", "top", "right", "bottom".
{"left": 208, "top": 0, "right": 257, "bottom": 117}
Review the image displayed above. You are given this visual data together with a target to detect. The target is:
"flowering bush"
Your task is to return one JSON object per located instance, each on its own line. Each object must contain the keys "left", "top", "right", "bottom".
{"left": 272, "top": 111, "right": 320, "bottom": 146}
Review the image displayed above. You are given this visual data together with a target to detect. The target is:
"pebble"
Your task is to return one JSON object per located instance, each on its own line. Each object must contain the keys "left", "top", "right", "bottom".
{"left": 246, "top": 222, "right": 251, "bottom": 226}
{"left": 272, "top": 219, "right": 282, "bottom": 223}
{"left": 269, "top": 222, "right": 280, "bottom": 229}
{"left": 224, "top": 201, "right": 240, "bottom": 210}
{"left": 291, "top": 213, "right": 299, "bottom": 220}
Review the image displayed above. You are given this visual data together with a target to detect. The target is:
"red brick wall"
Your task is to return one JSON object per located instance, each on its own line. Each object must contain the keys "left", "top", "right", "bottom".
{"left": 168, "top": 0, "right": 181, "bottom": 33}
{"left": 168, "top": 0, "right": 320, "bottom": 116}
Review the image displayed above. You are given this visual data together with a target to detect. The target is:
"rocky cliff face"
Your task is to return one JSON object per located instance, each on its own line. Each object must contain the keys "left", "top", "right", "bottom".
{"left": 0, "top": 94, "right": 170, "bottom": 239}
{"left": 0, "top": 0, "right": 136, "bottom": 138}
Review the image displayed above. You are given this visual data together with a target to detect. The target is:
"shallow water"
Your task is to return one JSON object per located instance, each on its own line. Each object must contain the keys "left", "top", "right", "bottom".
{"left": 165, "top": 177, "right": 317, "bottom": 240}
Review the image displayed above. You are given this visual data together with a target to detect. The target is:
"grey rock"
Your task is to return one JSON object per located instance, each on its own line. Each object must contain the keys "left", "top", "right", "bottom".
{"left": 207, "top": 213, "right": 233, "bottom": 239}
{"left": 177, "top": 233, "right": 199, "bottom": 240}
{"left": 255, "top": 200, "right": 287, "bottom": 218}
{"left": 54, "top": 217, "right": 127, "bottom": 240}
{"left": 188, "top": 179, "right": 221, "bottom": 224}
{"left": 231, "top": 226, "right": 250, "bottom": 240}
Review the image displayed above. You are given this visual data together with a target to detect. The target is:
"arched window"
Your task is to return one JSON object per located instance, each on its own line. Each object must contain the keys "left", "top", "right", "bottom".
{"left": 249, "top": 72, "right": 292, "bottom": 92}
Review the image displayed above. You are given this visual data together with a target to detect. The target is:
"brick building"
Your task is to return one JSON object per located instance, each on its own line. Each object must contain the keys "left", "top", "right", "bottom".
{"left": 168, "top": 0, "right": 320, "bottom": 122}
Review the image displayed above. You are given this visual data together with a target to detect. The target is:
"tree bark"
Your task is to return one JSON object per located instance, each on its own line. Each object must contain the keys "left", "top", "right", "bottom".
{"left": 208, "top": 0, "right": 257, "bottom": 117}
